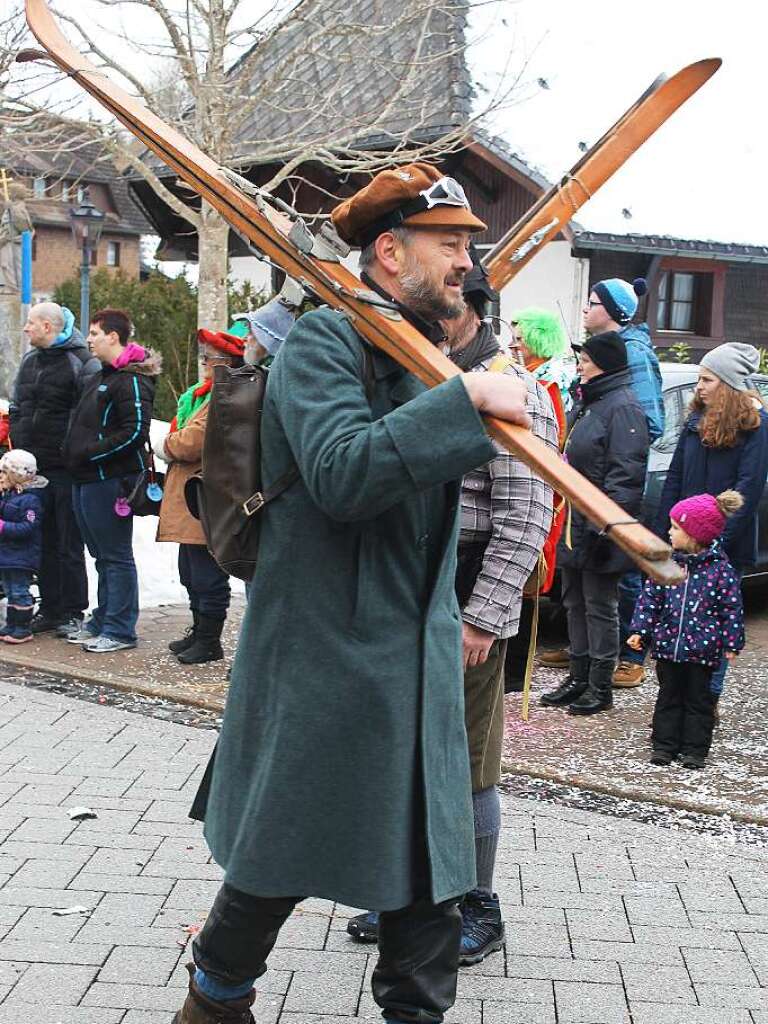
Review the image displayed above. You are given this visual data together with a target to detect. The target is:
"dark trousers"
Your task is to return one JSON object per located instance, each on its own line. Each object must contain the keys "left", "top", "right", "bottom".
{"left": 561, "top": 567, "right": 622, "bottom": 665}
{"left": 652, "top": 659, "right": 716, "bottom": 760}
{"left": 504, "top": 598, "right": 534, "bottom": 688}
{"left": 72, "top": 477, "right": 139, "bottom": 643}
{"left": 193, "top": 883, "right": 462, "bottom": 1023}
{"left": 38, "top": 478, "right": 88, "bottom": 619}
{"left": 617, "top": 570, "right": 645, "bottom": 665}
{"left": 178, "top": 543, "right": 230, "bottom": 619}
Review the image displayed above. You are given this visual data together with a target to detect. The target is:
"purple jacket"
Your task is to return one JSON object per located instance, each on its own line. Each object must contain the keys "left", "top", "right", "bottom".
{"left": 630, "top": 541, "right": 744, "bottom": 667}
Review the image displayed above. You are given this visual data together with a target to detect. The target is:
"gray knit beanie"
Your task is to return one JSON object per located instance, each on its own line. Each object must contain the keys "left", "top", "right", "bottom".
{"left": 700, "top": 343, "right": 760, "bottom": 392}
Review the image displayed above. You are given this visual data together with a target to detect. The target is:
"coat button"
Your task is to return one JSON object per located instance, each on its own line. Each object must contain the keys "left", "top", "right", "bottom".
{"left": 417, "top": 533, "right": 429, "bottom": 549}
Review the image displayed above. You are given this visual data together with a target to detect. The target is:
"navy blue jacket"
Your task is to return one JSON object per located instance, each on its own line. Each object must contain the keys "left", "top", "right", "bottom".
{"left": 631, "top": 541, "right": 744, "bottom": 667}
{"left": 0, "top": 487, "right": 45, "bottom": 571}
{"left": 655, "top": 409, "right": 768, "bottom": 570}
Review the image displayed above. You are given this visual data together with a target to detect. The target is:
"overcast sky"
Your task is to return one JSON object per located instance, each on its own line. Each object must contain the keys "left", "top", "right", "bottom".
{"left": 477, "top": 0, "right": 767, "bottom": 245}
{"left": 45, "top": 0, "right": 767, "bottom": 249}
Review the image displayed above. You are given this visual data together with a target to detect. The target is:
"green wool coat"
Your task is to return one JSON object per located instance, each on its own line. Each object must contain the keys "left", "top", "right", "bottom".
{"left": 203, "top": 307, "right": 496, "bottom": 911}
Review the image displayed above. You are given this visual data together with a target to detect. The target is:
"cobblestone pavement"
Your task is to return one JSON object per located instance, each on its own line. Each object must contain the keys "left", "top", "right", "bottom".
{"left": 0, "top": 678, "right": 767, "bottom": 1022}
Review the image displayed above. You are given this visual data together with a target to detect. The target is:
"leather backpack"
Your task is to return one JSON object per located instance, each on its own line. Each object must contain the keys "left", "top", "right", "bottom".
{"left": 185, "top": 346, "right": 374, "bottom": 582}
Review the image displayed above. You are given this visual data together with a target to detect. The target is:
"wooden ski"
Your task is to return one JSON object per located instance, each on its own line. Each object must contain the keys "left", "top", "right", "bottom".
{"left": 484, "top": 58, "right": 721, "bottom": 290}
{"left": 25, "top": 0, "right": 684, "bottom": 584}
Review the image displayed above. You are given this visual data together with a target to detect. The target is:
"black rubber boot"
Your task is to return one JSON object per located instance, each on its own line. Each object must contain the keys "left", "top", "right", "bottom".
{"left": 540, "top": 655, "right": 590, "bottom": 707}
{"left": 171, "top": 963, "right": 255, "bottom": 1024}
{"left": 568, "top": 658, "right": 614, "bottom": 716}
{"left": 177, "top": 614, "right": 225, "bottom": 665}
{"left": 169, "top": 610, "right": 199, "bottom": 655}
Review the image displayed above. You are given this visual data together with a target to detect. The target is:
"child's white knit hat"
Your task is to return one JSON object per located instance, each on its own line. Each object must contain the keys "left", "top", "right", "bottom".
{"left": 0, "top": 449, "right": 38, "bottom": 481}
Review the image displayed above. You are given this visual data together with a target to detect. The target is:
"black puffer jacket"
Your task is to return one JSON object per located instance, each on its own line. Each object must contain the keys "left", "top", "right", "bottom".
{"left": 558, "top": 368, "right": 649, "bottom": 574}
{"left": 63, "top": 349, "right": 162, "bottom": 484}
{"left": 9, "top": 331, "right": 101, "bottom": 478}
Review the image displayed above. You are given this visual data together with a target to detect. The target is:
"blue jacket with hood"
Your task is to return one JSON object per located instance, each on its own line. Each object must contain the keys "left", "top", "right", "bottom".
{"left": 620, "top": 322, "right": 665, "bottom": 443}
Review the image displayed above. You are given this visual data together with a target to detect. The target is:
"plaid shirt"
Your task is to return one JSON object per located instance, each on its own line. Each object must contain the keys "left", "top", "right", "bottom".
{"left": 459, "top": 356, "right": 558, "bottom": 638}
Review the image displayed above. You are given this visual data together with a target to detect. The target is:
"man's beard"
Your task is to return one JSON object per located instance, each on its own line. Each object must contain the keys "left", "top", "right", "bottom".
{"left": 399, "top": 259, "right": 466, "bottom": 323}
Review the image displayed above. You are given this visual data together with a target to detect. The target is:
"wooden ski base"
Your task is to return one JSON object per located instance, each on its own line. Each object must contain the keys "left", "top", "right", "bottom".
{"left": 24, "top": 0, "right": 703, "bottom": 585}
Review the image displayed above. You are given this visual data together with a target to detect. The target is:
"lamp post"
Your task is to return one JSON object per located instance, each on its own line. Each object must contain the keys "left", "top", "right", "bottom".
{"left": 68, "top": 187, "right": 105, "bottom": 333}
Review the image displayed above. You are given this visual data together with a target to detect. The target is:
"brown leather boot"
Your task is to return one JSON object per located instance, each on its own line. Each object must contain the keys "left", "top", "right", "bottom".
{"left": 172, "top": 964, "right": 255, "bottom": 1024}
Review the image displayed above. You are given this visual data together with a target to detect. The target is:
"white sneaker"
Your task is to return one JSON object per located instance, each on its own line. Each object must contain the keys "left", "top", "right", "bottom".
{"left": 82, "top": 636, "right": 137, "bottom": 654}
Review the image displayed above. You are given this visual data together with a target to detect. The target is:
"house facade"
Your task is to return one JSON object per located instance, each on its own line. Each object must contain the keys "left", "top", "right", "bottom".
{"left": 572, "top": 231, "right": 768, "bottom": 358}
{"left": 1, "top": 135, "right": 150, "bottom": 300}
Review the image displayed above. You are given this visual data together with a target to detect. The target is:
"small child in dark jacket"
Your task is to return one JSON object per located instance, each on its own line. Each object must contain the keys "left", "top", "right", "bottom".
{"left": 628, "top": 490, "right": 745, "bottom": 769}
{"left": 0, "top": 450, "right": 47, "bottom": 644}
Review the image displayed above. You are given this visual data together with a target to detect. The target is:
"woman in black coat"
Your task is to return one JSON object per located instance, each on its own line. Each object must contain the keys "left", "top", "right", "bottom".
{"left": 541, "top": 332, "right": 649, "bottom": 715}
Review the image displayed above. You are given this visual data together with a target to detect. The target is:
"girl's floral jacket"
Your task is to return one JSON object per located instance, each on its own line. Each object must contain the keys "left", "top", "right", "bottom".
{"left": 630, "top": 541, "right": 745, "bottom": 667}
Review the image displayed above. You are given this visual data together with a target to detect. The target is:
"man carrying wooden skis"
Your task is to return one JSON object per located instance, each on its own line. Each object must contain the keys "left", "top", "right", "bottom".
{"left": 174, "top": 164, "right": 532, "bottom": 1024}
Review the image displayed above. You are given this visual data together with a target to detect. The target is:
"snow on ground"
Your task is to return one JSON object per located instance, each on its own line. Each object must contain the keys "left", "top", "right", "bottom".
{"left": 84, "top": 419, "right": 245, "bottom": 609}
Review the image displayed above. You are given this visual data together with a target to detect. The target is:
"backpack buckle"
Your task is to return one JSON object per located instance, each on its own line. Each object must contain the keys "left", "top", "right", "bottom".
{"left": 243, "top": 492, "right": 265, "bottom": 516}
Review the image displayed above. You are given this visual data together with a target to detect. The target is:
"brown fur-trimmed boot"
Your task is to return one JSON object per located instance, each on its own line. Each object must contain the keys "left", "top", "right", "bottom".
{"left": 172, "top": 964, "right": 255, "bottom": 1024}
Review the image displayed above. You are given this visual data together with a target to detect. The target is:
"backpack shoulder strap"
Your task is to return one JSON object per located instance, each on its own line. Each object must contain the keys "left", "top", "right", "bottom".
{"left": 241, "top": 337, "right": 376, "bottom": 519}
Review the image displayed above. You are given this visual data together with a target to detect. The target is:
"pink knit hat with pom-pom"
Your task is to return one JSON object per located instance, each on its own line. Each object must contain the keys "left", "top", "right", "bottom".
{"left": 669, "top": 494, "right": 726, "bottom": 545}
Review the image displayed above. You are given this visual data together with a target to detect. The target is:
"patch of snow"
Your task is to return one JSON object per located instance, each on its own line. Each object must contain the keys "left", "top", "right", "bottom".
{"left": 82, "top": 420, "right": 246, "bottom": 609}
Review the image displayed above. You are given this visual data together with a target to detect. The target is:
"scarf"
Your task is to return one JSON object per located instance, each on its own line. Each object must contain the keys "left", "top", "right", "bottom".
{"left": 526, "top": 356, "right": 574, "bottom": 412}
{"left": 448, "top": 321, "right": 500, "bottom": 371}
{"left": 171, "top": 378, "right": 213, "bottom": 433}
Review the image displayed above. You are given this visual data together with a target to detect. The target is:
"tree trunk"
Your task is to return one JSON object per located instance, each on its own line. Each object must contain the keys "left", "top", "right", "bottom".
{"left": 196, "top": 202, "right": 230, "bottom": 330}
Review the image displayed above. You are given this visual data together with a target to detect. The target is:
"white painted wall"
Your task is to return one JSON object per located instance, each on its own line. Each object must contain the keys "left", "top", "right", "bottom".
{"left": 498, "top": 240, "right": 589, "bottom": 349}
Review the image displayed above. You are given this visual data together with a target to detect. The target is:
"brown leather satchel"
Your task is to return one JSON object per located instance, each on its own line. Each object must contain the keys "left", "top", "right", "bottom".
{"left": 185, "top": 362, "right": 298, "bottom": 582}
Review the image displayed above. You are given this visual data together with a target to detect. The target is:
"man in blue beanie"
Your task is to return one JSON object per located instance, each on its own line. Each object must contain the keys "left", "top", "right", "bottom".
{"left": 583, "top": 277, "right": 664, "bottom": 688}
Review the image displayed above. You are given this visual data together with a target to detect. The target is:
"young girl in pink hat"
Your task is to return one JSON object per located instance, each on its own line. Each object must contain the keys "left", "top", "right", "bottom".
{"left": 627, "top": 490, "right": 745, "bottom": 769}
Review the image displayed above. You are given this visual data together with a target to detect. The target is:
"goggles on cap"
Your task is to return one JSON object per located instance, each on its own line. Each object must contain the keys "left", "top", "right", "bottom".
{"left": 419, "top": 176, "right": 470, "bottom": 210}
{"left": 358, "top": 176, "right": 471, "bottom": 248}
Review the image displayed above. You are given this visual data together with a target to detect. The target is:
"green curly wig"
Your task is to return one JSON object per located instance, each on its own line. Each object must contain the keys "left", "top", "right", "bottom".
{"left": 511, "top": 307, "right": 567, "bottom": 360}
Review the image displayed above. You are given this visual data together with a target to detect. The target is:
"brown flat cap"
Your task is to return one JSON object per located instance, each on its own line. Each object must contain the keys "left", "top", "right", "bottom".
{"left": 331, "top": 162, "right": 487, "bottom": 247}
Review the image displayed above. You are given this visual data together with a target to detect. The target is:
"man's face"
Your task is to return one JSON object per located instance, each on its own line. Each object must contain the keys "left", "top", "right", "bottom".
{"left": 23, "top": 313, "right": 53, "bottom": 348}
{"left": 583, "top": 291, "right": 613, "bottom": 335}
{"left": 397, "top": 228, "right": 473, "bottom": 322}
{"left": 88, "top": 322, "right": 118, "bottom": 364}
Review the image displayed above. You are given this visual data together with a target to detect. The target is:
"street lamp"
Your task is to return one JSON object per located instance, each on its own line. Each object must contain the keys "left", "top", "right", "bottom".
{"left": 68, "top": 187, "right": 105, "bottom": 333}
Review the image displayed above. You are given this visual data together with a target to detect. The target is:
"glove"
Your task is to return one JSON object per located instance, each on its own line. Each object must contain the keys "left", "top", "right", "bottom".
{"left": 151, "top": 434, "right": 169, "bottom": 463}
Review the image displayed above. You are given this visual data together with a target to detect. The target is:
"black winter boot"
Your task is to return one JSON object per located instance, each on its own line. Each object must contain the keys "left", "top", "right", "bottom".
{"left": 172, "top": 963, "right": 255, "bottom": 1024}
{"left": 169, "top": 610, "right": 200, "bottom": 655}
{"left": 177, "top": 615, "right": 225, "bottom": 665}
{"left": 540, "top": 655, "right": 590, "bottom": 707}
{"left": 568, "top": 658, "right": 614, "bottom": 716}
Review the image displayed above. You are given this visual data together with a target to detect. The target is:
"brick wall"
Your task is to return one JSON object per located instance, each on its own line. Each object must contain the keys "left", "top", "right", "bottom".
{"left": 31, "top": 226, "right": 141, "bottom": 298}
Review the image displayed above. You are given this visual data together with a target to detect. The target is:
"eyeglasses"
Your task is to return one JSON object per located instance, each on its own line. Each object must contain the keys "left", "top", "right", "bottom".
{"left": 419, "top": 176, "right": 470, "bottom": 210}
{"left": 586, "top": 300, "right": 604, "bottom": 309}
{"left": 200, "top": 353, "right": 229, "bottom": 364}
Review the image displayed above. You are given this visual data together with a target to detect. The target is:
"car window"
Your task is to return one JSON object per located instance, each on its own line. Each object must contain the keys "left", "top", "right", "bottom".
{"left": 654, "top": 385, "right": 694, "bottom": 454}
